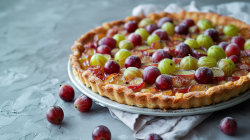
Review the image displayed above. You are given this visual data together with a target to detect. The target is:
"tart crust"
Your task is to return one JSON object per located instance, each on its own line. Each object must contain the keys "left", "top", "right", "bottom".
{"left": 70, "top": 10, "right": 250, "bottom": 109}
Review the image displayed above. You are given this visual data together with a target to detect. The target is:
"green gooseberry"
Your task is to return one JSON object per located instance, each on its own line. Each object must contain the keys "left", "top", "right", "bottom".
{"left": 113, "top": 34, "right": 125, "bottom": 47}
{"left": 124, "top": 67, "right": 142, "bottom": 81}
{"left": 158, "top": 58, "right": 175, "bottom": 74}
{"left": 197, "top": 56, "right": 217, "bottom": 68}
{"left": 135, "top": 28, "right": 150, "bottom": 41}
{"left": 207, "top": 45, "right": 226, "bottom": 61}
{"left": 244, "top": 39, "right": 250, "bottom": 50}
{"left": 184, "top": 39, "right": 200, "bottom": 49}
{"left": 180, "top": 55, "right": 198, "bottom": 70}
{"left": 90, "top": 53, "right": 107, "bottom": 68}
{"left": 119, "top": 40, "right": 134, "bottom": 50}
{"left": 196, "top": 34, "right": 214, "bottom": 50}
{"left": 223, "top": 24, "right": 239, "bottom": 37}
{"left": 114, "top": 49, "right": 131, "bottom": 65}
{"left": 217, "top": 59, "right": 236, "bottom": 77}
{"left": 147, "top": 34, "right": 160, "bottom": 46}
{"left": 197, "top": 19, "right": 213, "bottom": 30}
{"left": 161, "top": 22, "right": 175, "bottom": 36}
{"left": 138, "top": 18, "right": 155, "bottom": 28}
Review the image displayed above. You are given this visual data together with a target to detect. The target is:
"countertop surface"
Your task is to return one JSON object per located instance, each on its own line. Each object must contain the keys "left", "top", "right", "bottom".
{"left": 1, "top": 0, "right": 250, "bottom": 140}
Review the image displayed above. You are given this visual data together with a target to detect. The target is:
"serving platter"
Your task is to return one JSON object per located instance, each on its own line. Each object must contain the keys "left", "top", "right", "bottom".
{"left": 68, "top": 61, "right": 250, "bottom": 116}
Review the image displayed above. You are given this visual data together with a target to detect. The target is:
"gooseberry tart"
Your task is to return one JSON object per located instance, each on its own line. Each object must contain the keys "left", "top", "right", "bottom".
{"left": 70, "top": 10, "right": 250, "bottom": 109}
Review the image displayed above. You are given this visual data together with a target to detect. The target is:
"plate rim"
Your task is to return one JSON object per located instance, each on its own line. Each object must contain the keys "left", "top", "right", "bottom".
{"left": 68, "top": 61, "right": 250, "bottom": 116}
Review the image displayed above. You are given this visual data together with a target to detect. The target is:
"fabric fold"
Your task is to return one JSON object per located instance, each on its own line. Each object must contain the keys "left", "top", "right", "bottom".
{"left": 109, "top": 107, "right": 211, "bottom": 140}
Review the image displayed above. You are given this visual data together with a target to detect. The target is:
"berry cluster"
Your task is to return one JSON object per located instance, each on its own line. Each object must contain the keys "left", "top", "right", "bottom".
{"left": 47, "top": 84, "right": 238, "bottom": 138}
{"left": 47, "top": 85, "right": 166, "bottom": 139}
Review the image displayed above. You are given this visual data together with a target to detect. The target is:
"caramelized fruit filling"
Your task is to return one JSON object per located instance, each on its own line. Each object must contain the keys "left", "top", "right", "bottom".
{"left": 79, "top": 17, "right": 250, "bottom": 95}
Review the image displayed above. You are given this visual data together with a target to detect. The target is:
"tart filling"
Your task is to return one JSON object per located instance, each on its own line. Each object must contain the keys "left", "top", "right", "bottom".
{"left": 70, "top": 10, "right": 250, "bottom": 109}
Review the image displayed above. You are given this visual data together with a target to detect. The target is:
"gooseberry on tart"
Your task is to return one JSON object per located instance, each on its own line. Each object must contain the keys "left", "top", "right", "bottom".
{"left": 70, "top": 10, "right": 250, "bottom": 109}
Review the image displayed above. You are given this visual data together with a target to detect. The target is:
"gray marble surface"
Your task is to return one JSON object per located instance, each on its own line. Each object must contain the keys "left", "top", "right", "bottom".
{"left": 1, "top": 0, "right": 250, "bottom": 140}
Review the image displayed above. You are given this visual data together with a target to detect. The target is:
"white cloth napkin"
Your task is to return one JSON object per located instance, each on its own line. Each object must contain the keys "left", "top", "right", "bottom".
{"left": 109, "top": 108, "right": 211, "bottom": 140}
{"left": 109, "top": 1, "right": 250, "bottom": 140}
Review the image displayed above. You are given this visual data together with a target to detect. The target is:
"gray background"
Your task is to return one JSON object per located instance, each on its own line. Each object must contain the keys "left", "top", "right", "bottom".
{"left": 1, "top": 0, "right": 250, "bottom": 140}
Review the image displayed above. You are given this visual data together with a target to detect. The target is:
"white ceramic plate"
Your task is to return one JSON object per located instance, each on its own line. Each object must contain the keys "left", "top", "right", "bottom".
{"left": 68, "top": 61, "right": 250, "bottom": 116}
